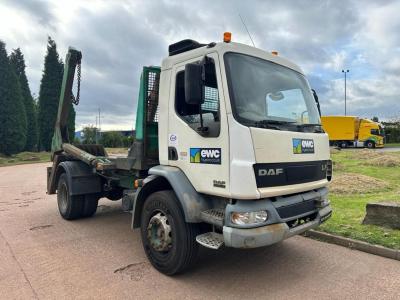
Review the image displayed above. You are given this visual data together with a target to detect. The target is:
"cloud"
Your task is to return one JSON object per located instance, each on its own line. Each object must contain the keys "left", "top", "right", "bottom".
{"left": 4, "top": 0, "right": 56, "bottom": 29}
{"left": 0, "top": 0, "right": 399, "bottom": 130}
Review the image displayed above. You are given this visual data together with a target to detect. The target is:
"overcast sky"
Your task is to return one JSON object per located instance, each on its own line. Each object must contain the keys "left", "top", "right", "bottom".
{"left": 1, "top": 0, "right": 400, "bottom": 130}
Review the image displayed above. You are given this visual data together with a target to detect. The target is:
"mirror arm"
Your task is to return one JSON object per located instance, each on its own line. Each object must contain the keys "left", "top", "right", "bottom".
{"left": 197, "top": 56, "right": 208, "bottom": 134}
{"left": 312, "top": 89, "right": 321, "bottom": 116}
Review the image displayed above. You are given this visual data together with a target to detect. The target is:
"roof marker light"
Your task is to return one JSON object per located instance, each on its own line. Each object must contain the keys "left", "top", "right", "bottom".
{"left": 224, "top": 32, "right": 232, "bottom": 43}
{"left": 271, "top": 51, "right": 278, "bottom": 55}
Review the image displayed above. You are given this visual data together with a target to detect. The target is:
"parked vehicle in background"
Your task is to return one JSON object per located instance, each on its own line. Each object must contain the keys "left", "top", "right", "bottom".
{"left": 321, "top": 116, "right": 384, "bottom": 148}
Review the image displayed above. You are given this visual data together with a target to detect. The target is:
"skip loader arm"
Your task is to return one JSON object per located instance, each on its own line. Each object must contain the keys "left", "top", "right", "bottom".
{"left": 51, "top": 47, "right": 82, "bottom": 156}
{"left": 47, "top": 47, "right": 115, "bottom": 194}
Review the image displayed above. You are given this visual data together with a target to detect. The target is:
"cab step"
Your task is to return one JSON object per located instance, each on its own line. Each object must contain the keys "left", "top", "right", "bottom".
{"left": 200, "top": 208, "right": 225, "bottom": 227}
{"left": 196, "top": 232, "right": 224, "bottom": 250}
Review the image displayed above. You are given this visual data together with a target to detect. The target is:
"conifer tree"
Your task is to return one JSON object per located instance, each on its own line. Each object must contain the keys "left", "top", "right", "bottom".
{"left": 37, "top": 37, "right": 64, "bottom": 151}
{"left": 10, "top": 48, "right": 38, "bottom": 151}
{"left": 0, "top": 41, "right": 27, "bottom": 155}
{"left": 37, "top": 38, "right": 77, "bottom": 151}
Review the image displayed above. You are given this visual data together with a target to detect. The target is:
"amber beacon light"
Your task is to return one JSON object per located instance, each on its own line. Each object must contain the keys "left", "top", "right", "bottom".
{"left": 223, "top": 32, "right": 232, "bottom": 43}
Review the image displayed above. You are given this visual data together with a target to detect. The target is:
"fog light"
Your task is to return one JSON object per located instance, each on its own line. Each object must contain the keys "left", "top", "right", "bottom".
{"left": 231, "top": 210, "right": 268, "bottom": 225}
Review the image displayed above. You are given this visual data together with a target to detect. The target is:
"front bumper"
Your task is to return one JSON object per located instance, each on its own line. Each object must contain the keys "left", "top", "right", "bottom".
{"left": 223, "top": 205, "right": 332, "bottom": 248}
{"left": 222, "top": 187, "right": 332, "bottom": 248}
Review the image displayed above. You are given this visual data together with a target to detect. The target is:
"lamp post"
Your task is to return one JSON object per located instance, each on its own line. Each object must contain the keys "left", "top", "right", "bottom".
{"left": 342, "top": 69, "right": 349, "bottom": 116}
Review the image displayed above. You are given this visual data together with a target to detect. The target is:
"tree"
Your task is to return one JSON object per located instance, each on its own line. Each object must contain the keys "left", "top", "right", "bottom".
{"left": 10, "top": 48, "right": 38, "bottom": 151}
{"left": 81, "top": 126, "right": 97, "bottom": 144}
{"left": 37, "top": 37, "right": 76, "bottom": 151}
{"left": 101, "top": 131, "right": 124, "bottom": 148}
{"left": 0, "top": 41, "right": 27, "bottom": 155}
{"left": 372, "top": 116, "right": 379, "bottom": 122}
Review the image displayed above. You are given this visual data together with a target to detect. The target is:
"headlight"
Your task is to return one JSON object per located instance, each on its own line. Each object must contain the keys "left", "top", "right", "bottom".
{"left": 231, "top": 210, "right": 268, "bottom": 225}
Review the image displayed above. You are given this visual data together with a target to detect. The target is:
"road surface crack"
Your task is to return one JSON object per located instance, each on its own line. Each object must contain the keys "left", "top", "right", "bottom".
{"left": 30, "top": 225, "right": 53, "bottom": 231}
{"left": 0, "top": 228, "right": 39, "bottom": 299}
{"left": 114, "top": 262, "right": 150, "bottom": 281}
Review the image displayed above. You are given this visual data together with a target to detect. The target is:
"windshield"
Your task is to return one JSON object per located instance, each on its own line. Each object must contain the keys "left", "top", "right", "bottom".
{"left": 224, "top": 53, "right": 321, "bottom": 130}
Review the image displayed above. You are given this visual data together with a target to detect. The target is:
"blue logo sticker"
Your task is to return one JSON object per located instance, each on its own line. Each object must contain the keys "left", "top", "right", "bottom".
{"left": 190, "top": 148, "right": 221, "bottom": 164}
{"left": 293, "top": 139, "right": 314, "bottom": 154}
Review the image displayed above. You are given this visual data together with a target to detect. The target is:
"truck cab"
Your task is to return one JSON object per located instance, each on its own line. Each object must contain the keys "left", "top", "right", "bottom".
{"left": 358, "top": 119, "right": 384, "bottom": 148}
{"left": 160, "top": 40, "right": 331, "bottom": 199}
{"left": 47, "top": 35, "right": 332, "bottom": 275}
{"left": 321, "top": 115, "right": 384, "bottom": 148}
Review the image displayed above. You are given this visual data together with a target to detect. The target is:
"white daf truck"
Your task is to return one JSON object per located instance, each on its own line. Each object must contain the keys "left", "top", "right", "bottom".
{"left": 48, "top": 33, "right": 332, "bottom": 275}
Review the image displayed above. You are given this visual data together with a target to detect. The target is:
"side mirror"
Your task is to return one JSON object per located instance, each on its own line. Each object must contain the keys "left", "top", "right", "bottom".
{"left": 185, "top": 63, "right": 204, "bottom": 105}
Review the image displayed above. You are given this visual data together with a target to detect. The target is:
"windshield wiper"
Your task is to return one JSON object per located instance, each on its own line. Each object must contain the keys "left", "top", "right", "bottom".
{"left": 297, "top": 123, "right": 322, "bottom": 127}
{"left": 252, "top": 119, "right": 299, "bottom": 130}
{"left": 296, "top": 123, "right": 324, "bottom": 133}
{"left": 248, "top": 120, "right": 281, "bottom": 130}
{"left": 257, "top": 119, "right": 297, "bottom": 125}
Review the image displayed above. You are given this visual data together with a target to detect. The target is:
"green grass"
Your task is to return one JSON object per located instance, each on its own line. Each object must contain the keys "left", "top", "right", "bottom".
{"left": 385, "top": 143, "right": 400, "bottom": 148}
{"left": 0, "top": 148, "right": 129, "bottom": 167}
{"left": 0, "top": 152, "right": 51, "bottom": 167}
{"left": 319, "top": 150, "right": 400, "bottom": 249}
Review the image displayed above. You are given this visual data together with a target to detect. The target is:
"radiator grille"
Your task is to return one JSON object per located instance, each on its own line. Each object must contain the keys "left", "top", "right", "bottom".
{"left": 276, "top": 200, "right": 316, "bottom": 220}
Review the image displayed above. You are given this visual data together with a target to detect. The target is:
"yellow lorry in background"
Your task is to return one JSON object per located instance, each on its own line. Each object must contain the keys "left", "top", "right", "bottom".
{"left": 321, "top": 116, "right": 384, "bottom": 148}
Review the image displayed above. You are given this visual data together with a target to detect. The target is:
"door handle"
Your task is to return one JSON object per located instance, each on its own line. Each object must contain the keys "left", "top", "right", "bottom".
{"left": 168, "top": 147, "right": 178, "bottom": 161}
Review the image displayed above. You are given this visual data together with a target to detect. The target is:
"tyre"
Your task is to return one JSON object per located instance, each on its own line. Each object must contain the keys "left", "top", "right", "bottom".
{"left": 140, "top": 190, "right": 199, "bottom": 275}
{"left": 366, "top": 141, "right": 375, "bottom": 149}
{"left": 82, "top": 194, "right": 99, "bottom": 218}
{"left": 340, "top": 142, "right": 347, "bottom": 148}
{"left": 57, "top": 173, "right": 84, "bottom": 220}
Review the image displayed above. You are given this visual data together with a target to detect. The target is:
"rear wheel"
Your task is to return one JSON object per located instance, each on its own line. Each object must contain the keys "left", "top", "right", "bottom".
{"left": 140, "top": 190, "right": 199, "bottom": 275}
{"left": 57, "top": 174, "right": 98, "bottom": 219}
{"left": 57, "top": 174, "right": 84, "bottom": 220}
{"left": 82, "top": 195, "right": 99, "bottom": 218}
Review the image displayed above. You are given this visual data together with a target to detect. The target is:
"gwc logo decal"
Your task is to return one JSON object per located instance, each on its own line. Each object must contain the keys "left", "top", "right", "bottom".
{"left": 293, "top": 138, "right": 315, "bottom": 154}
{"left": 190, "top": 148, "right": 221, "bottom": 164}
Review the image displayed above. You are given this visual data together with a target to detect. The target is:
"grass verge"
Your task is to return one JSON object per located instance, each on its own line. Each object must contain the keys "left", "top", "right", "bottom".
{"left": 385, "top": 143, "right": 400, "bottom": 148}
{"left": 0, "top": 152, "right": 51, "bottom": 167}
{"left": 0, "top": 147, "right": 128, "bottom": 167}
{"left": 320, "top": 149, "right": 400, "bottom": 250}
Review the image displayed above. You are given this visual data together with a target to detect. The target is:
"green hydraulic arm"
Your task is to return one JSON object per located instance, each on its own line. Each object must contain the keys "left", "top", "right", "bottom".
{"left": 47, "top": 47, "right": 113, "bottom": 194}
{"left": 51, "top": 47, "right": 82, "bottom": 156}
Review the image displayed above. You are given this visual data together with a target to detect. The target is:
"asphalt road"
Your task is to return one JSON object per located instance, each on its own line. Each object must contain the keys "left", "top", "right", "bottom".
{"left": 1, "top": 163, "right": 400, "bottom": 299}
{"left": 375, "top": 146, "right": 400, "bottom": 152}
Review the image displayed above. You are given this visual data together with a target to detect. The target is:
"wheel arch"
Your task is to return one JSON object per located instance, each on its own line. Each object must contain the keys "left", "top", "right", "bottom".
{"left": 55, "top": 161, "right": 102, "bottom": 196}
{"left": 131, "top": 166, "right": 211, "bottom": 229}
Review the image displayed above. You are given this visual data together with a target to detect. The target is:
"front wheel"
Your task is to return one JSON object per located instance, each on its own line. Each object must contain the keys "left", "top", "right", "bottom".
{"left": 366, "top": 141, "right": 375, "bottom": 149}
{"left": 140, "top": 190, "right": 199, "bottom": 275}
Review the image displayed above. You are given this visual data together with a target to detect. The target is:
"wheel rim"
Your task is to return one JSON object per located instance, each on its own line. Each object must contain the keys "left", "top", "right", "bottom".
{"left": 146, "top": 212, "right": 172, "bottom": 252}
{"left": 59, "top": 183, "right": 68, "bottom": 213}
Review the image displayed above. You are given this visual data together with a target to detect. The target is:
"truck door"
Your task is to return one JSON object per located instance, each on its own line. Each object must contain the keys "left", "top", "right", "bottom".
{"left": 167, "top": 53, "right": 230, "bottom": 197}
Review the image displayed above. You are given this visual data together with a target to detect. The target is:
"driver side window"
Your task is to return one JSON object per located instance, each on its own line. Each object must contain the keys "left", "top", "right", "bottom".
{"left": 175, "top": 59, "right": 220, "bottom": 137}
